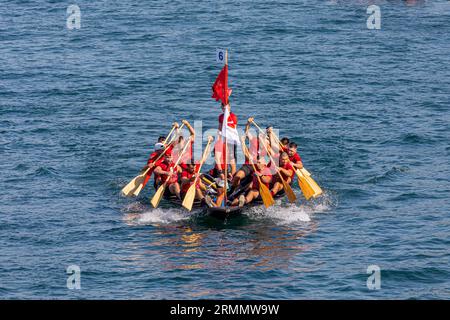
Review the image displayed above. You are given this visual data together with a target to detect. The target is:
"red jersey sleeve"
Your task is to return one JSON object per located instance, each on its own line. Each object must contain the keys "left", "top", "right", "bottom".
{"left": 293, "top": 153, "right": 302, "bottom": 163}
{"left": 229, "top": 113, "right": 237, "bottom": 129}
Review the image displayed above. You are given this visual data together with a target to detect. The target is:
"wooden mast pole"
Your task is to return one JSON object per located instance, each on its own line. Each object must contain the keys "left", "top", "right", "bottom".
{"left": 223, "top": 49, "right": 228, "bottom": 207}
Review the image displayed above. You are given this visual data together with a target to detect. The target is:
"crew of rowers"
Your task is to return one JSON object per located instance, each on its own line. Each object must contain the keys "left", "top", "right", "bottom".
{"left": 142, "top": 105, "right": 304, "bottom": 208}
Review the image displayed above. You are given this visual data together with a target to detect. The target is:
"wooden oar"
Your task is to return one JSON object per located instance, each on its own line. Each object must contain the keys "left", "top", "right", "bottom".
{"left": 241, "top": 137, "right": 275, "bottom": 208}
{"left": 252, "top": 120, "right": 322, "bottom": 198}
{"left": 250, "top": 121, "right": 297, "bottom": 203}
{"left": 299, "top": 168, "right": 322, "bottom": 198}
{"left": 121, "top": 166, "right": 153, "bottom": 197}
{"left": 163, "top": 125, "right": 177, "bottom": 146}
{"left": 294, "top": 169, "right": 315, "bottom": 200}
{"left": 182, "top": 136, "right": 213, "bottom": 211}
{"left": 150, "top": 136, "right": 192, "bottom": 208}
{"left": 131, "top": 125, "right": 186, "bottom": 196}
{"left": 121, "top": 123, "right": 185, "bottom": 197}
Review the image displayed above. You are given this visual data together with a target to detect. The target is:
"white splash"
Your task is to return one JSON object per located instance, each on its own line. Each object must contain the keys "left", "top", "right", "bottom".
{"left": 244, "top": 192, "right": 334, "bottom": 225}
{"left": 138, "top": 208, "right": 190, "bottom": 225}
{"left": 122, "top": 202, "right": 191, "bottom": 226}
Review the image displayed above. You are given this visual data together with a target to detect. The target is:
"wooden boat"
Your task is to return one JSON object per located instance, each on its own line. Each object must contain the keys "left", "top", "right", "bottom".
{"left": 161, "top": 173, "right": 273, "bottom": 220}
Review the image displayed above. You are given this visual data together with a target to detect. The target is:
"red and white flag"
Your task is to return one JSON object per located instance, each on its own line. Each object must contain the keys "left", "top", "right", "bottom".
{"left": 220, "top": 106, "right": 240, "bottom": 145}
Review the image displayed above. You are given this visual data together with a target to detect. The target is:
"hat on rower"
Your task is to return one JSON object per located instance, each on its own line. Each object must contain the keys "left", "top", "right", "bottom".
{"left": 154, "top": 142, "right": 165, "bottom": 152}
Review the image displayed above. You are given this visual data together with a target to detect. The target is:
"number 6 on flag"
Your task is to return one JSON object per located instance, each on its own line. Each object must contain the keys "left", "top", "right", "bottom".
{"left": 216, "top": 48, "right": 226, "bottom": 63}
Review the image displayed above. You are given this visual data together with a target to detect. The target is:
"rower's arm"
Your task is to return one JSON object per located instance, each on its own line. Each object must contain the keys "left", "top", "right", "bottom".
{"left": 293, "top": 161, "right": 303, "bottom": 169}
{"left": 279, "top": 167, "right": 294, "bottom": 177}
{"left": 182, "top": 120, "right": 195, "bottom": 138}
{"left": 245, "top": 117, "right": 253, "bottom": 136}
{"left": 261, "top": 175, "right": 272, "bottom": 184}
{"left": 180, "top": 176, "right": 190, "bottom": 184}
{"left": 153, "top": 166, "right": 167, "bottom": 175}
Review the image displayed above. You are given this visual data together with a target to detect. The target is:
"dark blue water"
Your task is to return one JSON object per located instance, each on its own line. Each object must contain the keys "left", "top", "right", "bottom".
{"left": 1, "top": 1, "right": 450, "bottom": 299}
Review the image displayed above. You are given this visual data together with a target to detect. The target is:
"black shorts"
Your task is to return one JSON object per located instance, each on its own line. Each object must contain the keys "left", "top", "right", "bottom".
{"left": 210, "top": 167, "right": 230, "bottom": 179}
{"left": 238, "top": 164, "right": 253, "bottom": 176}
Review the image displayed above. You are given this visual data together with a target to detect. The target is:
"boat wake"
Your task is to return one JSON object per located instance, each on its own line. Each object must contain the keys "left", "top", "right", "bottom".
{"left": 122, "top": 191, "right": 335, "bottom": 226}
{"left": 245, "top": 192, "right": 333, "bottom": 225}
{"left": 138, "top": 208, "right": 190, "bottom": 225}
{"left": 122, "top": 202, "right": 191, "bottom": 226}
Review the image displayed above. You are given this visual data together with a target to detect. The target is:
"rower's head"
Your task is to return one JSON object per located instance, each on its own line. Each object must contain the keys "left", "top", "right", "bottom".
{"left": 164, "top": 152, "right": 173, "bottom": 164}
{"left": 177, "top": 135, "right": 185, "bottom": 147}
{"left": 256, "top": 157, "right": 267, "bottom": 171}
{"left": 187, "top": 163, "right": 195, "bottom": 173}
{"left": 280, "top": 152, "right": 289, "bottom": 166}
{"left": 158, "top": 136, "right": 165, "bottom": 143}
{"left": 154, "top": 142, "right": 165, "bottom": 153}
{"left": 266, "top": 126, "right": 273, "bottom": 134}
{"left": 281, "top": 137, "right": 290, "bottom": 146}
{"left": 221, "top": 103, "right": 230, "bottom": 113}
{"left": 288, "top": 142, "right": 298, "bottom": 157}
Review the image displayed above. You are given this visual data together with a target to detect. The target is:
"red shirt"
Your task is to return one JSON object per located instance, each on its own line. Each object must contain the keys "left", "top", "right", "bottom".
{"left": 180, "top": 165, "right": 200, "bottom": 193}
{"left": 279, "top": 162, "right": 294, "bottom": 180}
{"left": 173, "top": 140, "right": 193, "bottom": 170}
{"left": 252, "top": 166, "right": 273, "bottom": 189}
{"left": 147, "top": 151, "right": 165, "bottom": 166}
{"left": 218, "top": 112, "right": 238, "bottom": 129}
{"left": 289, "top": 152, "right": 302, "bottom": 163}
{"left": 214, "top": 139, "right": 227, "bottom": 170}
{"left": 155, "top": 162, "right": 178, "bottom": 184}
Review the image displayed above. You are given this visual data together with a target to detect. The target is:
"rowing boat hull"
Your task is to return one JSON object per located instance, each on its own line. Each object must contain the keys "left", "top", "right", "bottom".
{"left": 203, "top": 206, "right": 243, "bottom": 220}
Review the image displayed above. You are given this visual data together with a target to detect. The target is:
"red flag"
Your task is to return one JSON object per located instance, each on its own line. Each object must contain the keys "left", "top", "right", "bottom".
{"left": 212, "top": 65, "right": 232, "bottom": 105}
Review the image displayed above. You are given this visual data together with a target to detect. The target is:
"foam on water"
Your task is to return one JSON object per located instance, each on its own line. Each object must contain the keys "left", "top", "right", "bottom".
{"left": 244, "top": 192, "right": 334, "bottom": 225}
{"left": 122, "top": 201, "right": 191, "bottom": 226}
{"left": 121, "top": 191, "right": 335, "bottom": 226}
{"left": 138, "top": 208, "right": 191, "bottom": 225}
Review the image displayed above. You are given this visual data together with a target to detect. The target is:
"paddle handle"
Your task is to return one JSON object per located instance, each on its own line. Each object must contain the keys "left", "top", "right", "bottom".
{"left": 240, "top": 138, "right": 264, "bottom": 186}
{"left": 191, "top": 138, "right": 213, "bottom": 186}
{"left": 142, "top": 166, "right": 152, "bottom": 176}
{"left": 163, "top": 125, "right": 177, "bottom": 146}
{"left": 250, "top": 120, "right": 285, "bottom": 178}
{"left": 161, "top": 136, "right": 193, "bottom": 186}
{"left": 251, "top": 120, "right": 285, "bottom": 152}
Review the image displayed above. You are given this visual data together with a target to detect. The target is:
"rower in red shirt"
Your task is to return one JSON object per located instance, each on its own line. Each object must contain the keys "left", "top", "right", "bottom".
{"left": 287, "top": 142, "right": 303, "bottom": 170}
{"left": 218, "top": 103, "right": 238, "bottom": 176}
{"left": 270, "top": 152, "right": 295, "bottom": 196}
{"left": 232, "top": 117, "right": 256, "bottom": 191}
{"left": 172, "top": 119, "right": 195, "bottom": 170}
{"left": 218, "top": 103, "right": 238, "bottom": 130}
{"left": 231, "top": 158, "right": 273, "bottom": 208}
{"left": 279, "top": 137, "right": 290, "bottom": 153}
{"left": 180, "top": 163, "right": 206, "bottom": 202}
{"left": 153, "top": 151, "right": 182, "bottom": 200}
{"left": 139, "top": 122, "right": 181, "bottom": 188}
{"left": 140, "top": 142, "right": 172, "bottom": 187}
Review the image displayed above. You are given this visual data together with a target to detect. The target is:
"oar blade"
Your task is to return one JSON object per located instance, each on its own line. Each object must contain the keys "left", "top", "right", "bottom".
{"left": 132, "top": 182, "right": 144, "bottom": 197}
{"left": 282, "top": 179, "right": 297, "bottom": 203}
{"left": 295, "top": 170, "right": 315, "bottom": 200}
{"left": 121, "top": 174, "right": 143, "bottom": 197}
{"left": 300, "top": 168, "right": 311, "bottom": 177}
{"left": 131, "top": 174, "right": 148, "bottom": 196}
{"left": 260, "top": 184, "right": 275, "bottom": 208}
{"left": 181, "top": 184, "right": 196, "bottom": 211}
{"left": 304, "top": 175, "right": 323, "bottom": 198}
{"left": 150, "top": 184, "right": 166, "bottom": 208}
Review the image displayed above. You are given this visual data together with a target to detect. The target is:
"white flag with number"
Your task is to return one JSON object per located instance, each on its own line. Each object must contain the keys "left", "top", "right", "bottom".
{"left": 216, "top": 48, "right": 226, "bottom": 63}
